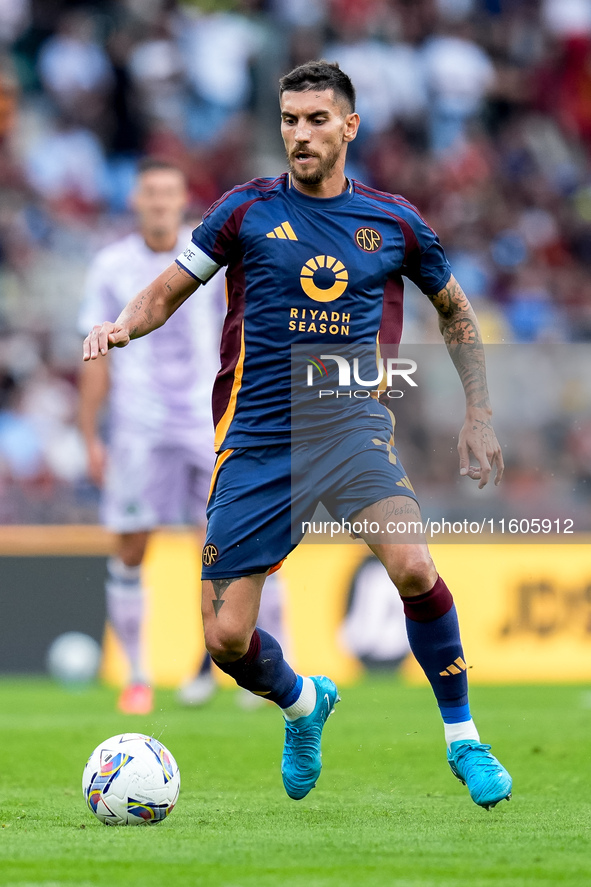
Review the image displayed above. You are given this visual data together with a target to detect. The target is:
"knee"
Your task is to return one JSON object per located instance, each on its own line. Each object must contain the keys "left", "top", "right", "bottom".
{"left": 386, "top": 549, "right": 437, "bottom": 597}
{"left": 203, "top": 622, "right": 251, "bottom": 664}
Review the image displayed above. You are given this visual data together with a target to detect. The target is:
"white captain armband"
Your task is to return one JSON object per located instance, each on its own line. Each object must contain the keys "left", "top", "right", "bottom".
{"left": 176, "top": 241, "right": 221, "bottom": 283}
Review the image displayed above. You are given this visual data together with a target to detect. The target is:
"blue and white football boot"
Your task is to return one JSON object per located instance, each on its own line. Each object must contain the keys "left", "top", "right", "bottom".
{"left": 281, "top": 675, "right": 340, "bottom": 800}
{"left": 447, "top": 740, "right": 512, "bottom": 810}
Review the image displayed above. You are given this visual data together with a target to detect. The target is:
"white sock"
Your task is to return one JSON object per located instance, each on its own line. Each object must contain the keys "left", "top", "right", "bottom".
{"left": 282, "top": 676, "right": 317, "bottom": 721}
{"left": 106, "top": 557, "right": 147, "bottom": 685}
{"left": 444, "top": 718, "right": 480, "bottom": 749}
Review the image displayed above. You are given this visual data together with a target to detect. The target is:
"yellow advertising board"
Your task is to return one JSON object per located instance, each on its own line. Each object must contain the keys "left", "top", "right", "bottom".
{"left": 101, "top": 531, "right": 591, "bottom": 687}
{"left": 404, "top": 540, "right": 591, "bottom": 685}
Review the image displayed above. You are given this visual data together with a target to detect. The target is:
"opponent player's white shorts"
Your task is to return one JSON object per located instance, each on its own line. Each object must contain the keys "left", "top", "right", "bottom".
{"left": 102, "top": 431, "right": 213, "bottom": 533}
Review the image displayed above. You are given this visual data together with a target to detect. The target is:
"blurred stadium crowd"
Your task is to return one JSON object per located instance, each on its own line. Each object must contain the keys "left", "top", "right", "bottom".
{"left": 0, "top": 0, "right": 590, "bottom": 523}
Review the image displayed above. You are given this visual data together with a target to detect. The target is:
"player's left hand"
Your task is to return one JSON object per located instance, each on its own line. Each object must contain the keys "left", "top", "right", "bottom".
{"left": 458, "top": 410, "right": 504, "bottom": 488}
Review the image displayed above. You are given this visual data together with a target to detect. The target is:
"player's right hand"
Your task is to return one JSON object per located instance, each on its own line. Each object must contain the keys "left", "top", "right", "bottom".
{"left": 83, "top": 322, "right": 130, "bottom": 360}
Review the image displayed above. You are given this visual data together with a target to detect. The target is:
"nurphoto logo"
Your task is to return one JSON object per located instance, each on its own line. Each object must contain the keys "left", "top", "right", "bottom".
{"left": 305, "top": 354, "right": 418, "bottom": 399}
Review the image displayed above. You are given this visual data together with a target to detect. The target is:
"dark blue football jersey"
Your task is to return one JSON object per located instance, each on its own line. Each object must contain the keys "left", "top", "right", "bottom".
{"left": 176, "top": 173, "right": 451, "bottom": 451}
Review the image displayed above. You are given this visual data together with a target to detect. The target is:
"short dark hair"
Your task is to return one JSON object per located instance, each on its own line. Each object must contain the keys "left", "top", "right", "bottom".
{"left": 279, "top": 60, "right": 356, "bottom": 113}
{"left": 137, "top": 157, "right": 186, "bottom": 178}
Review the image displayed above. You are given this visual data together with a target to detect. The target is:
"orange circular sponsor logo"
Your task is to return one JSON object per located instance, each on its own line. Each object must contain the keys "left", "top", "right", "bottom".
{"left": 202, "top": 544, "right": 219, "bottom": 567}
{"left": 355, "top": 227, "right": 382, "bottom": 253}
{"left": 299, "top": 255, "right": 348, "bottom": 302}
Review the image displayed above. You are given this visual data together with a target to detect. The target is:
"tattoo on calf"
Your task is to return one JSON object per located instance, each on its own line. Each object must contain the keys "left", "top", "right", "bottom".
{"left": 211, "top": 577, "right": 241, "bottom": 617}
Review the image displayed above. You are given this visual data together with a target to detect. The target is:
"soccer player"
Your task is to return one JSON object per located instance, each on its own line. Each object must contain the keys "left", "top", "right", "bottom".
{"left": 78, "top": 158, "right": 220, "bottom": 714}
{"left": 83, "top": 61, "right": 512, "bottom": 808}
{"left": 79, "top": 158, "right": 286, "bottom": 714}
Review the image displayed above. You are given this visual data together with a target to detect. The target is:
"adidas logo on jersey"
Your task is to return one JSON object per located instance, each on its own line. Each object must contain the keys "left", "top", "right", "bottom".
{"left": 266, "top": 221, "right": 298, "bottom": 240}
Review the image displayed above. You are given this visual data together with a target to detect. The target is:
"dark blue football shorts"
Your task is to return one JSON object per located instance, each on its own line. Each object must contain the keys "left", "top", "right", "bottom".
{"left": 201, "top": 403, "right": 418, "bottom": 579}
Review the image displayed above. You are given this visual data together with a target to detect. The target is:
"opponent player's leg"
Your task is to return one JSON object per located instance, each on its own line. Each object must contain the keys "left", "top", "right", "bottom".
{"left": 101, "top": 431, "right": 158, "bottom": 714}
{"left": 175, "top": 455, "right": 220, "bottom": 706}
{"left": 177, "top": 649, "right": 217, "bottom": 706}
{"left": 355, "top": 495, "right": 512, "bottom": 809}
{"left": 107, "top": 531, "right": 153, "bottom": 715}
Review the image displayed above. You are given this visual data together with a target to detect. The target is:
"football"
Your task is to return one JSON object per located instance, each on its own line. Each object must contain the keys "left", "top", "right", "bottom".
{"left": 82, "top": 733, "right": 180, "bottom": 825}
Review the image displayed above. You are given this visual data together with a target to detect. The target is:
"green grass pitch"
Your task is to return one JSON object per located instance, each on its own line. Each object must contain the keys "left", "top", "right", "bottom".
{"left": 0, "top": 675, "right": 590, "bottom": 887}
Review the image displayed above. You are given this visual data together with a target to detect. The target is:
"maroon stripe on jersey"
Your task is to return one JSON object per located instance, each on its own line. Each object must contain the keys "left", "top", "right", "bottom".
{"left": 210, "top": 188, "right": 283, "bottom": 431}
{"left": 375, "top": 207, "right": 422, "bottom": 269}
{"left": 356, "top": 183, "right": 433, "bottom": 229}
{"left": 212, "top": 197, "right": 262, "bottom": 262}
{"left": 353, "top": 181, "right": 436, "bottom": 235}
{"left": 211, "top": 256, "right": 247, "bottom": 429}
{"left": 355, "top": 181, "right": 415, "bottom": 207}
{"left": 378, "top": 209, "right": 420, "bottom": 351}
{"left": 353, "top": 179, "right": 417, "bottom": 208}
{"left": 379, "top": 272, "right": 404, "bottom": 349}
{"left": 203, "top": 175, "right": 286, "bottom": 220}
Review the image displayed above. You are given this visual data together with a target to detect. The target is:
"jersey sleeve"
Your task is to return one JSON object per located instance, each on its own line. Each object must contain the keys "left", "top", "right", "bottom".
{"left": 176, "top": 186, "right": 256, "bottom": 283}
{"left": 404, "top": 236, "right": 452, "bottom": 295}
{"left": 77, "top": 252, "right": 120, "bottom": 336}
{"left": 175, "top": 226, "right": 223, "bottom": 283}
{"left": 397, "top": 206, "right": 452, "bottom": 295}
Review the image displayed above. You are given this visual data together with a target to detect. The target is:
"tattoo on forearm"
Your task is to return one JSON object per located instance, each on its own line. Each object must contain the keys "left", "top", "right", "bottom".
{"left": 164, "top": 272, "right": 177, "bottom": 293}
{"left": 211, "top": 577, "right": 241, "bottom": 616}
{"left": 429, "top": 277, "right": 491, "bottom": 411}
{"left": 122, "top": 289, "right": 157, "bottom": 338}
{"left": 118, "top": 265, "right": 195, "bottom": 342}
{"left": 447, "top": 342, "right": 490, "bottom": 411}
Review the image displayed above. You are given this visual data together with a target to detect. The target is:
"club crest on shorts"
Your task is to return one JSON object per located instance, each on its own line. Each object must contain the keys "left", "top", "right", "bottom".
{"left": 202, "top": 543, "right": 219, "bottom": 566}
{"left": 355, "top": 227, "right": 382, "bottom": 253}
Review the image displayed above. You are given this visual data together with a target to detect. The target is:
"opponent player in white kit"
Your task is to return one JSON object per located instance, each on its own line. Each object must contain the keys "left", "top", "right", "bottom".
{"left": 78, "top": 158, "right": 285, "bottom": 713}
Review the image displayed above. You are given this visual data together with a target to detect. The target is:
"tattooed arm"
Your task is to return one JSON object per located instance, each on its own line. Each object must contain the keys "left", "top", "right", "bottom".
{"left": 427, "top": 274, "right": 504, "bottom": 487}
{"left": 82, "top": 262, "right": 199, "bottom": 360}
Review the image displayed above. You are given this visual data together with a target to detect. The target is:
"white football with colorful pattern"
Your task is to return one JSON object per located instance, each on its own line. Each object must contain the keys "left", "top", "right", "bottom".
{"left": 82, "top": 733, "right": 180, "bottom": 825}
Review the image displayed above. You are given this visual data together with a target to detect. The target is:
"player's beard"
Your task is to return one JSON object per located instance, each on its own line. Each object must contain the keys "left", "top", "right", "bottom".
{"left": 287, "top": 142, "right": 342, "bottom": 186}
